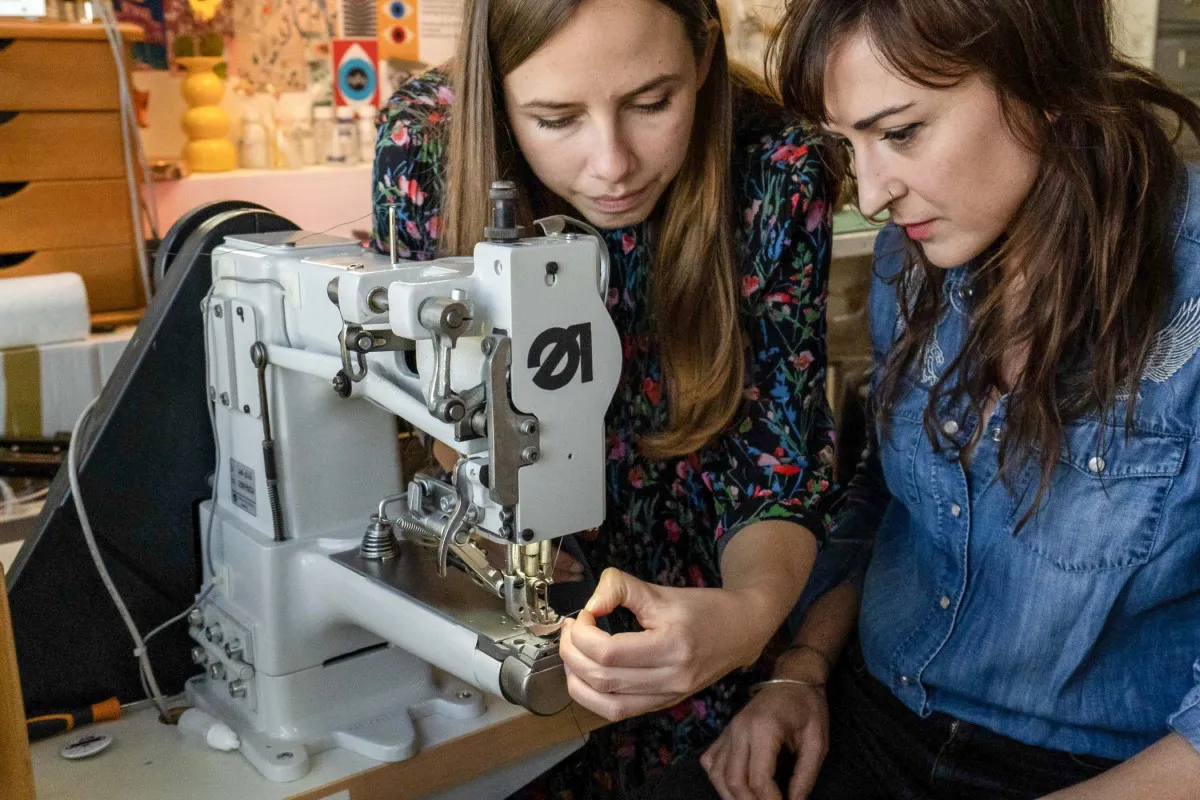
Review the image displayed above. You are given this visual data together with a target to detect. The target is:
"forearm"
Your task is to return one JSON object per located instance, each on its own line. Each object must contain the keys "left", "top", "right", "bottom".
{"left": 1041, "top": 734, "right": 1200, "bottom": 799}
{"left": 719, "top": 520, "right": 819, "bottom": 665}
{"left": 775, "top": 582, "right": 859, "bottom": 683}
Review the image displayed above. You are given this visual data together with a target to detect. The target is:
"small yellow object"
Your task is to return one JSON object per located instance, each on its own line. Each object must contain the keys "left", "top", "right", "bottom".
{"left": 176, "top": 56, "right": 237, "bottom": 173}
{"left": 187, "top": 0, "right": 224, "bottom": 22}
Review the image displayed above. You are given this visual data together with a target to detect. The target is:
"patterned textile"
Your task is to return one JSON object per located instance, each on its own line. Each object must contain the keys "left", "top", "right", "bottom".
{"left": 372, "top": 67, "right": 837, "bottom": 798}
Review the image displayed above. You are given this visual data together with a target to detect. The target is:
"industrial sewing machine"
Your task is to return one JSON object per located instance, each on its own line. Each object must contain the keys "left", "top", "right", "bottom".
{"left": 180, "top": 183, "right": 620, "bottom": 781}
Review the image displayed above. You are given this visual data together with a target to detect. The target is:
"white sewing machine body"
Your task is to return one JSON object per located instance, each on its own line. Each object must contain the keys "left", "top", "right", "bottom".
{"left": 182, "top": 200, "right": 620, "bottom": 782}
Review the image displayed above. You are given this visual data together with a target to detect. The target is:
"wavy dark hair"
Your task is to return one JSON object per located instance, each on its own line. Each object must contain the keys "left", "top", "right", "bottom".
{"left": 770, "top": 0, "right": 1200, "bottom": 523}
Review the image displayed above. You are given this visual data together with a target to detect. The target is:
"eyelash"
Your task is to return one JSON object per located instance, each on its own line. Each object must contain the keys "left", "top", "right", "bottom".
{"left": 882, "top": 122, "right": 922, "bottom": 146}
{"left": 534, "top": 96, "right": 673, "bottom": 130}
{"left": 829, "top": 122, "right": 924, "bottom": 154}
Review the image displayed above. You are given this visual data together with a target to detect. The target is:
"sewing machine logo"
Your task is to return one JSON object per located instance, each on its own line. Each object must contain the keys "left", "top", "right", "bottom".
{"left": 528, "top": 323, "right": 594, "bottom": 391}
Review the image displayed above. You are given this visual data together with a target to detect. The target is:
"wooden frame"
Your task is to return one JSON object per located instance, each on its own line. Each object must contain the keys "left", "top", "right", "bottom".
{"left": 1, "top": 564, "right": 36, "bottom": 800}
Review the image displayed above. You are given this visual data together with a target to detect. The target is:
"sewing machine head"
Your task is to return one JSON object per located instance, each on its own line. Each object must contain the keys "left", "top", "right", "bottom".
{"left": 324, "top": 183, "right": 618, "bottom": 627}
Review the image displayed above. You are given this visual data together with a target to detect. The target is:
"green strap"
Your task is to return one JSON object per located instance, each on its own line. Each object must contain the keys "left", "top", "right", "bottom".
{"left": 2, "top": 346, "right": 41, "bottom": 438}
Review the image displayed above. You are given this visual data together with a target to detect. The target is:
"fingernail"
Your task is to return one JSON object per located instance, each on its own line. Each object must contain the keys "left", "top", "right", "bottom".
{"left": 584, "top": 599, "right": 596, "bottom": 613}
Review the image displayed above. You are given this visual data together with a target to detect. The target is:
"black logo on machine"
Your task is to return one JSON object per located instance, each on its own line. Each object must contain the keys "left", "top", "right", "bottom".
{"left": 528, "top": 323, "right": 594, "bottom": 391}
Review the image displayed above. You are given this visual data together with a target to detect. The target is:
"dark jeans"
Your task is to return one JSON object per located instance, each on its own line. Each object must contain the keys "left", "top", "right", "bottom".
{"left": 635, "top": 641, "right": 1117, "bottom": 800}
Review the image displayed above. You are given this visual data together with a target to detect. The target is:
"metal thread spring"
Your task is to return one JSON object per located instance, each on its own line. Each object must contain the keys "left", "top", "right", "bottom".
{"left": 267, "top": 482, "right": 284, "bottom": 543}
{"left": 393, "top": 514, "right": 441, "bottom": 543}
{"left": 360, "top": 515, "right": 400, "bottom": 560}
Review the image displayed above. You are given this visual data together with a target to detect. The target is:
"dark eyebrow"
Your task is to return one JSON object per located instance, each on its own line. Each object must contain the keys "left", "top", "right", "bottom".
{"left": 852, "top": 102, "right": 916, "bottom": 131}
{"left": 519, "top": 73, "right": 681, "bottom": 111}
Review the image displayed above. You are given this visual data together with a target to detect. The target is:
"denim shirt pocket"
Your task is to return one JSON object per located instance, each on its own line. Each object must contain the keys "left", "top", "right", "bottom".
{"left": 1005, "top": 424, "right": 1187, "bottom": 571}
{"left": 876, "top": 384, "right": 927, "bottom": 509}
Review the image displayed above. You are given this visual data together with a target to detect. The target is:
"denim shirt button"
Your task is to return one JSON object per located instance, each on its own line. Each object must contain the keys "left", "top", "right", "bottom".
{"left": 941, "top": 419, "right": 960, "bottom": 436}
{"left": 990, "top": 427, "right": 1002, "bottom": 442}
{"left": 898, "top": 674, "right": 913, "bottom": 686}
{"left": 1088, "top": 456, "right": 1106, "bottom": 474}
{"left": 951, "top": 503, "right": 962, "bottom": 517}
{"left": 940, "top": 595, "right": 951, "bottom": 609}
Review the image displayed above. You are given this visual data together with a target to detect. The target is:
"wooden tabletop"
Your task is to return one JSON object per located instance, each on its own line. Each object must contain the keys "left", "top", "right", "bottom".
{"left": 0, "top": 19, "right": 144, "bottom": 41}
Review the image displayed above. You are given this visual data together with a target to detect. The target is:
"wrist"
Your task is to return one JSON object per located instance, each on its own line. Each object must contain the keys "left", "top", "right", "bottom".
{"left": 775, "top": 643, "right": 835, "bottom": 684}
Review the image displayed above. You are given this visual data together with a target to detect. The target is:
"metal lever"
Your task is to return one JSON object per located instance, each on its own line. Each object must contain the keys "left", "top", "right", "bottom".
{"left": 250, "top": 342, "right": 286, "bottom": 542}
{"left": 436, "top": 460, "right": 475, "bottom": 577}
{"left": 534, "top": 214, "right": 611, "bottom": 298}
{"left": 338, "top": 322, "right": 368, "bottom": 383}
{"left": 419, "top": 296, "right": 471, "bottom": 422}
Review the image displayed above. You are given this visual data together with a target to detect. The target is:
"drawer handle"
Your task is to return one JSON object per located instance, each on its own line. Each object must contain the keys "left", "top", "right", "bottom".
{"left": 0, "top": 252, "right": 34, "bottom": 270}
{"left": 0, "top": 112, "right": 15, "bottom": 127}
{"left": 0, "top": 182, "right": 28, "bottom": 199}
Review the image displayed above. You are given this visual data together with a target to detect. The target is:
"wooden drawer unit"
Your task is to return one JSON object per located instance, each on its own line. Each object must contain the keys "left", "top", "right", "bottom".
{"left": 0, "top": 112, "right": 125, "bottom": 182}
{"left": 0, "top": 180, "right": 132, "bottom": 252}
{"left": 0, "top": 22, "right": 144, "bottom": 316}
{"left": 0, "top": 246, "right": 141, "bottom": 312}
{"left": 0, "top": 24, "right": 135, "bottom": 112}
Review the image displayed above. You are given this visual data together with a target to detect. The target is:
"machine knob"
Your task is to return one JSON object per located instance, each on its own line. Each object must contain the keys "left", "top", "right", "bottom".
{"left": 228, "top": 679, "right": 248, "bottom": 698}
{"left": 208, "top": 662, "right": 227, "bottom": 680}
{"left": 204, "top": 624, "right": 224, "bottom": 644}
{"left": 224, "top": 640, "right": 244, "bottom": 661}
{"left": 187, "top": 608, "right": 205, "bottom": 628}
{"left": 354, "top": 331, "right": 376, "bottom": 352}
{"left": 191, "top": 647, "right": 208, "bottom": 666}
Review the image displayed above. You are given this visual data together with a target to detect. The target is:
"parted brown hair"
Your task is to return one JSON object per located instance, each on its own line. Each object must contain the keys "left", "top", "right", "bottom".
{"left": 443, "top": 0, "right": 756, "bottom": 458}
{"left": 771, "top": 0, "right": 1200, "bottom": 520}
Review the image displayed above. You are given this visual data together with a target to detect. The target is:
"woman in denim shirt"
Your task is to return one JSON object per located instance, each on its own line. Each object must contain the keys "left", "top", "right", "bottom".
{"left": 689, "top": 0, "right": 1200, "bottom": 799}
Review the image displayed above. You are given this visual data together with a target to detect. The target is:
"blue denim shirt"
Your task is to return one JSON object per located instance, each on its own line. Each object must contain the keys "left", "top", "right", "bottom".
{"left": 811, "top": 167, "right": 1200, "bottom": 762}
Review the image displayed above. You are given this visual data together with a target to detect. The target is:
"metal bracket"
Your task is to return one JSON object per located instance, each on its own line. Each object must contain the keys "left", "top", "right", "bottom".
{"left": 338, "top": 322, "right": 368, "bottom": 383}
{"left": 533, "top": 214, "right": 610, "bottom": 298}
{"left": 481, "top": 336, "right": 540, "bottom": 510}
{"left": 419, "top": 296, "right": 472, "bottom": 423}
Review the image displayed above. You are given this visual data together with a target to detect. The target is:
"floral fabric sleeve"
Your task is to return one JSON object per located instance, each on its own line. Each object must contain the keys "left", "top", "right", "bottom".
{"left": 703, "top": 128, "right": 837, "bottom": 554}
{"left": 370, "top": 68, "right": 452, "bottom": 260}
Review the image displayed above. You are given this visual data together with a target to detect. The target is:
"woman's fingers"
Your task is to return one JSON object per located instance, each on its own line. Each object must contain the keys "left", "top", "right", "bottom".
{"left": 567, "top": 609, "right": 684, "bottom": 670}
{"left": 558, "top": 618, "right": 682, "bottom": 693}
{"left": 583, "top": 567, "right": 659, "bottom": 617}
{"left": 788, "top": 724, "right": 828, "bottom": 800}
{"left": 745, "top": 726, "right": 784, "bottom": 800}
{"left": 564, "top": 671, "right": 678, "bottom": 721}
{"left": 703, "top": 737, "right": 736, "bottom": 800}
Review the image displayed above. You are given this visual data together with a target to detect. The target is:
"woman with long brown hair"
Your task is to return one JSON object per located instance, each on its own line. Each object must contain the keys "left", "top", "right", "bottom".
{"left": 371, "top": 0, "right": 837, "bottom": 795}
{"left": 692, "top": 0, "right": 1200, "bottom": 798}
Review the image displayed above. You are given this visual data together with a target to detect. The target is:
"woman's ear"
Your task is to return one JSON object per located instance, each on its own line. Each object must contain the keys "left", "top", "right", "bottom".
{"left": 697, "top": 19, "right": 720, "bottom": 87}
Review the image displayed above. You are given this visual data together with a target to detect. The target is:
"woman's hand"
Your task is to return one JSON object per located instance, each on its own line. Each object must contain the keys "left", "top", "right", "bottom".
{"left": 700, "top": 678, "right": 830, "bottom": 800}
{"left": 558, "top": 567, "right": 780, "bottom": 721}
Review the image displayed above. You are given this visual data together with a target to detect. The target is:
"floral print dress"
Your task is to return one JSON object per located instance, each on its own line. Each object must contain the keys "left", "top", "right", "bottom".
{"left": 372, "top": 68, "right": 837, "bottom": 798}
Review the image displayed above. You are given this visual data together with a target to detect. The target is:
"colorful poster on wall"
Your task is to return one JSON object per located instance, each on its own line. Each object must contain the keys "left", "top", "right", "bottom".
{"left": 113, "top": 0, "right": 169, "bottom": 70}
{"left": 340, "top": 0, "right": 376, "bottom": 37}
{"left": 233, "top": 0, "right": 335, "bottom": 93}
{"left": 333, "top": 38, "right": 379, "bottom": 108}
{"left": 377, "top": 0, "right": 460, "bottom": 65}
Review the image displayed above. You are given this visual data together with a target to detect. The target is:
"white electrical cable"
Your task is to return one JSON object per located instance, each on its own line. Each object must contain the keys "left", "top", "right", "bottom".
{"left": 139, "top": 582, "right": 217, "bottom": 652}
{"left": 96, "top": 0, "right": 156, "bottom": 301}
{"left": 68, "top": 396, "right": 170, "bottom": 720}
{"left": 200, "top": 286, "right": 223, "bottom": 580}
